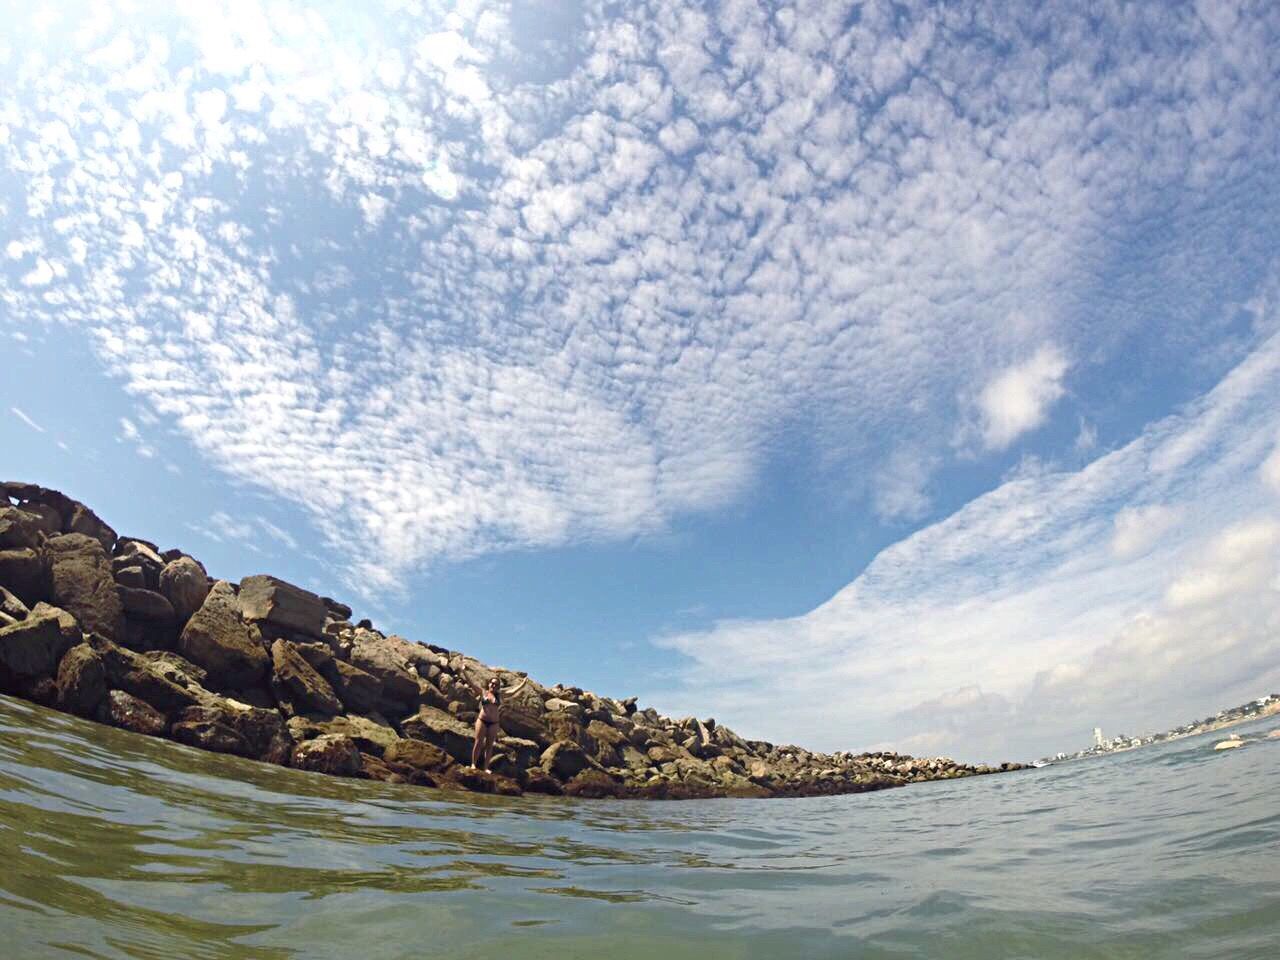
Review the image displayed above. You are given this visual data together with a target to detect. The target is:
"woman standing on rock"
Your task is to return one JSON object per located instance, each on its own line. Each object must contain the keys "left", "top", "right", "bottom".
{"left": 458, "top": 665, "right": 528, "bottom": 771}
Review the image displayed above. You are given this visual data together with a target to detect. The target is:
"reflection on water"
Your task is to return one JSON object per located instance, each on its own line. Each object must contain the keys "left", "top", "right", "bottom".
{"left": 4, "top": 695, "right": 1278, "bottom": 959}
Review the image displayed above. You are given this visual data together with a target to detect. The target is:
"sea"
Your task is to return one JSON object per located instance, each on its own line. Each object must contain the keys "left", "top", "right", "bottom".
{"left": 2, "top": 693, "right": 1277, "bottom": 959}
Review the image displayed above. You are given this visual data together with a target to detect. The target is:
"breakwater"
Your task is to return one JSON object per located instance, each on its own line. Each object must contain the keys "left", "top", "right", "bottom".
{"left": 0, "top": 481, "right": 1023, "bottom": 799}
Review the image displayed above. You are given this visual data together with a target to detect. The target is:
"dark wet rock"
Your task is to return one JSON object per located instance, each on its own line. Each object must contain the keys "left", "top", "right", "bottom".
{"left": 174, "top": 699, "right": 292, "bottom": 765}
{"left": 520, "top": 767, "right": 564, "bottom": 795}
{"left": 562, "top": 769, "right": 626, "bottom": 799}
{"left": 113, "top": 540, "right": 164, "bottom": 589}
{"left": 119, "top": 617, "right": 178, "bottom": 653}
{"left": 105, "top": 689, "right": 167, "bottom": 736}
{"left": 448, "top": 766, "right": 522, "bottom": 796}
{"left": 159, "top": 556, "right": 209, "bottom": 623}
{"left": 177, "top": 581, "right": 269, "bottom": 690}
{"left": 326, "top": 658, "right": 383, "bottom": 715}
{"left": 322, "top": 596, "right": 352, "bottom": 621}
{"left": 46, "top": 533, "right": 124, "bottom": 641}
{"left": 239, "top": 574, "right": 326, "bottom": 638}
{"left": 56, "top": 643, "right": 107, "bottom": 718}
{"left": 291, "top": 734, "right": 362, "bottom": 776}
{"left": 0, "top": 547, "right": 50, "bottom": 607}
{"left": 140, "top": 650, "right": 208, "bottom": 689}
{"left": 112, "top": 565, "right": 148, "bottom": 590}
{"left": 399, "top": 705, "right": 475, "bottom": 763}
{"left": 270, "top": 638, "right": 342, "bottom": 716}
{"left": 171, "top": 717, "right": 252, "bottom": 757}
{"left": 18, "top": 674, "right": 58, "bottom": 706}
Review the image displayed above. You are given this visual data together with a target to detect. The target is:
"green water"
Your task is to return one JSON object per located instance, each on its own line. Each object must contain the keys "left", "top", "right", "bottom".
{"left": 3, "top": 695, "right": 1278, "bottom": 958}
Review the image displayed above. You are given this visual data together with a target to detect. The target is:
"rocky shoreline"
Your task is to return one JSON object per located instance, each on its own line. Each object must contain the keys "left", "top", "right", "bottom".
{"left": 0, "top": 481, "right": 1026, "bottom": 800}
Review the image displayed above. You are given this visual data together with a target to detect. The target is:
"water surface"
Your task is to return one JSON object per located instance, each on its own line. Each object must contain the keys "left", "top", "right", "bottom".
{"left": 3, "top": 695, "right": 1277, "bottom": 958}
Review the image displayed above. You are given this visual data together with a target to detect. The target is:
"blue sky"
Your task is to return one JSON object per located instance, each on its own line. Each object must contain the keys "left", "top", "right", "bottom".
{"left": 2, "top": 0, "right": 1279, "bottom": 762}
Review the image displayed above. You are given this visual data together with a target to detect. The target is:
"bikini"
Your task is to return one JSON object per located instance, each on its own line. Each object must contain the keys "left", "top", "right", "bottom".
{"left": 480, "top": 692, "right": 501, "bottom": 728}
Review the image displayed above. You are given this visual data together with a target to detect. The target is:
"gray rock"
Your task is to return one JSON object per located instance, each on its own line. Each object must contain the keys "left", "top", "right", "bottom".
{"left": 159, "top": 556, "right": 209, "bottom": 623}
{"left": 178, "top": 581, "right": 269, "bottom": 689}
{"left": 0, "top": 506, "right": 48, "bottom": 550}
{"left": 349, "top": 631, "right": 420, "bottom": 706}
{"left": 326, "top": 658, "right": 383, "bottom": 715}
{"left": 540, "top": 740, "right": 590, "bottom": 781}
{"left": 173, "top": 698, "right": 292, "bottom": 764}
{"left": 239, "top": 574, "right": 325, "bottom": 638}
{"left": 46, "top": 533, "right": 124, "bottom": 642}
{"left": 270, "top": 638, "right": 342, "bottom": 716}
{"left": 399, "top": 705, "right": 475, "bottom": 763}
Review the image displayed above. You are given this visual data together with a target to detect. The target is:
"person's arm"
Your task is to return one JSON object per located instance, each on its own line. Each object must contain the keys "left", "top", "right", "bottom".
{"left": 503, "top": 676, "right": 529, "bottom": 696}
{"left": 454, "top": 660, "right": 482, "bottom": 695}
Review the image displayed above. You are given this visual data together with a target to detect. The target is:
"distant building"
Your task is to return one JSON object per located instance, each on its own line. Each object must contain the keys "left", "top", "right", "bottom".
{"left": 1093, "top": 727, "right": 1104, "bottom": 748}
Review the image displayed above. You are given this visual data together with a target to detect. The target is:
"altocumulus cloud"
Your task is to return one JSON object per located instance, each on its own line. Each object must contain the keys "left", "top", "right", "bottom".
{"left": 0, "top": 0, "right": 1277, "bottom": 619}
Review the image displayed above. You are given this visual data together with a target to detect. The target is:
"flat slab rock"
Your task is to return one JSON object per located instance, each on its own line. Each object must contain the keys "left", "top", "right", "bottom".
{"left": 239, "top": 575, "right": 326, "bottom": 638}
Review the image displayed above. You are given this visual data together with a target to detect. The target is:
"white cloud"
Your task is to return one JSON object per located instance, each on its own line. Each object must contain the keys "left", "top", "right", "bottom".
{"left": 1262, "top": 443, "right": 1280, "bottom": 493}
{"left": 10, "top": 406, "right": 45, "bottom": 433}
{"left": 652, "top": 329, "right": 1280, "bottom": 760}
{"left": 977, "top": 345, "right": 1069, "bottom": 450}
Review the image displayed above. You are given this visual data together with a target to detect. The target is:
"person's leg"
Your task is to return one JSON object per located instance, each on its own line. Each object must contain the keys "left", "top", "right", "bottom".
{"left": 483, "top": 724, "right": 498, "bottom": 771}
{"left": 471, "top": 718, "right": 485, "bottom": 769}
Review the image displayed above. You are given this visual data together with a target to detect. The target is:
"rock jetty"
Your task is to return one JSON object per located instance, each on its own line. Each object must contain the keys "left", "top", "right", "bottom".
{"left": 0, "top": 482, "right": 1026, "bottom": 800}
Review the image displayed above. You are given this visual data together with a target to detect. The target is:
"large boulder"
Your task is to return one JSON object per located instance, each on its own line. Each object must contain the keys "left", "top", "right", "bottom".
{"left": 348, "top": 631, "right": 420, "bottom": 707}
{"left": 307, "top": 713, "right": 400, "bottom": 756}
{"left": 327, "top": 658, "right": 384, "bottom": 715}
{"left": 0, "top": 607, "right": 75, "bottom": 681}
{"left": 55, "top": 647, "right": 106, "bottom": 721}
{"left": 239, "top": 574, "right": 326, "bottom": 638}
{"left": 270, "top": 639, "right": 342, "bottom": 716}
{"left": 0, "top": 506, "right": 48, "bottom": 550}
{"left": 104, "top": 689, "right": 167, "bottom": 736}
{"left": 540, "top": 740, "right": 590, "bottom": 781}
{"left": 46, "top": 533, "right": 124, "bottom": 641}
{"left": 91, "top": 637, "right": 202, "bottom": 714}
{"left": 118, "top": 586, "right": 176, "bottom": 622}
{"left": 399, "top": 705, "right": 475, "bottom": 762}
{"left": 112, "top": 540, "right": 165, "bottom": 590}
{"left": 171, "top": 698, "right": 292, "bottom": 764}
{"left": 383, "top": 738, "right": 453, "bottom": 772}
{"left": 65, "top": 501, "right": 116, "bottom": 553}
{"left": 159, "top": 556, "right": 209, "bottom": 623}
{"left": 448, "top": 766, "right": 522, "bottom": 796}
{"left": 178, "top": 582, "right": 269, "bottom": 689}
{"left": 562, "top": 769, "right": 626, "bottom": 799}
{"left": 141, "top": 650, "right": 209, "bottom": 690}
{"left": 291, "top": 734, "right": 362, "bottom": 776}
{"left": 0, "top": 547, "right": 50, "bottom": 607}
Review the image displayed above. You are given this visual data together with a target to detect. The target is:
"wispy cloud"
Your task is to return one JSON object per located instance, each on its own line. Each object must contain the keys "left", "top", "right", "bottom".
{"left": 652, "top": 325, "right": 1280, "bottom": 760}
{"left": 0, "top": 0, "right": 1276, "bottom": 610}
{"left": 10, "top": 406, "right": 45, "bottom": 433}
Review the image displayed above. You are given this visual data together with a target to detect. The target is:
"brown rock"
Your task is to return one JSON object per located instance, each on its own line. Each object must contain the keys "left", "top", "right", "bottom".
{"left": 105, "top": 689, "right": 167, "bottom": 736}
{"left": 521, "top": 767, "right": 564, "bottom": 795}
{"left": 270, "top": 639, "right": 342, "bottom": 716}
{"left": 92, "top": 637, "right": 201, "bottom": 713}
{"left": 399, "top": 705, "right": 475, "bottom": 763}
{"left": 0, "top": 607, "right": 74, "bottom": 679}
{"left": 0, "top": 547, "right": 50, "bottom": 607}
{"left": 562, "top": 769, "right": 625, "bottom": 799}
{"left": 327, "top": 658, "right": 383, "bottom": 714}
{"left": 46, "top": 533, "right": 124, "bottom": 641}
{"left": 65, "top": 502, "right": 116, "bottom": 553}
{"left": 112, "top": 565, "right": 148, "bottom": 590}
{"left": 178, "top": 582, "right": 269, "bottom": 689}
{"left": 449, "top": 766, "right": 523, "bottom": 796}
{"left": 159, "top": 556, "right": 209, "bottom": 623}
{"left": 349, "top": 632, "right": 420, "bottom": 707}
{"left": 239, "top": 574, "right": 326, "bottom": 638}
{"left": 174, "top": 699, "right": 293, "bottom": 765}
{"left": 540, "top": 740, "right": 590, "bottom": 781}
{"left": 384, "top": 737, "right": 453, "bottom": 772}
{"left": 171, "top": 718, "right": 252, "bottom": 757}
{"left": 308, "top": 714, "right": 399, "bottom": 756}
{"left": 0, "top": 585, "right": 29, "bottom": 621}
{"left": 291, "top": 734, "right": 362, "bottom": 776}
{"left": 56, "top": 643, "right": 107, "bottom": 717}
{"left": 0, "top": 506, "right": 48, "bottom": 550}
{"left": 118, "top": 587, "right": 176, "bottom": 622}
{"left": 140, "top": 651, "right": 209, "bottom": 690}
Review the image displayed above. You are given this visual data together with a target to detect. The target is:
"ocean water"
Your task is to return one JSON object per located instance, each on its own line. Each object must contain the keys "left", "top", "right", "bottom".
{"left": 2, "top": 695, "right": 1277, "bottom": 959}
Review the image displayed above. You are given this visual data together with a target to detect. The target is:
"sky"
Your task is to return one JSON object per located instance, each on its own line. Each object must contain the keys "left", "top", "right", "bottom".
{"left": 1, "top": 0, "right": 1278, "bottom": 763}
